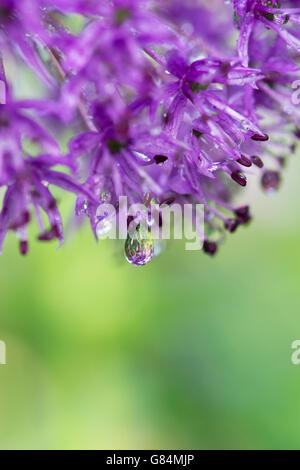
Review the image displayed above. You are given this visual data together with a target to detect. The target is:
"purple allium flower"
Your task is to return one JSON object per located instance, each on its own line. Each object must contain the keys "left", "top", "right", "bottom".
{"left": 0, "top": 0, "right": 299, "bottom": 265}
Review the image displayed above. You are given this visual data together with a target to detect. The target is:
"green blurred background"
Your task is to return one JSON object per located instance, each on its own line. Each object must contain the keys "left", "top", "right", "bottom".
{"left": 0, "top": 151, "right": 300, "bottom": 450}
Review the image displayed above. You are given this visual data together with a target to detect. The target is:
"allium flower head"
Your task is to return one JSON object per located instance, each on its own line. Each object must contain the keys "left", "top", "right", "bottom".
{"left": 0, "top": 0, "right": 299, "bottom": 265}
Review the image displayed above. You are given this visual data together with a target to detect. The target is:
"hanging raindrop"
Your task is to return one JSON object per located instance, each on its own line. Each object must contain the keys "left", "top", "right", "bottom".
{"left": 124, "top": 225, "right": 154, "bottom": 266}
{"left": 261, "top": 170, "right": 280, "bottom": 193}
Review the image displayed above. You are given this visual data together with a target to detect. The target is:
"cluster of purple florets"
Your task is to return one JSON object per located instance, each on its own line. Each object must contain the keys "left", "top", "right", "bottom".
{"left": 0, "top": 0, "right": 299, "bottom": 263}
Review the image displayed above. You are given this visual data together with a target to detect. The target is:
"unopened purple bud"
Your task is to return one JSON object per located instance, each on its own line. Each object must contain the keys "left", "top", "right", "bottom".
{"left": 237, "top": 155, "right": 252, "bottom": 167}
{"left": 20, "top": 240, "right": 28, "bottom": 256}
{"left": 9, "top": 211, "right": 31, "bottom": 230}
{"left": 234, "top": 206, "right": 251, "bottom": 224}
{"left": 225, "top": 218, "right": 239, "bottom": 233}
{"left": 251, "top": 133, "right": 269, "bottom": 142}
{"left": 251, "top": 155, "right": 264, "bottom": 168}
{"left": 231, "top": 171, "right": 247, "bottom": 187}
{"left": 203, "top": 240, "right": 218, "bottom": 256}
{"left": 38, "top": 224, "right": 60, "bottom": 241}
{"left": 48, "top": 198, "right": 57, "bottom": 210}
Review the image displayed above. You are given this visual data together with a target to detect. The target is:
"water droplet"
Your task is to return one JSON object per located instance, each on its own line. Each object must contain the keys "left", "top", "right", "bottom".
{"left": 261, "top": 170, "right": 280, "bottom": 193}
{"left": 251, "top": 155, "right": 264, "bottom": 168}
{"left": 133, "top": 151, "right": 151, "bottom": 162}
{"left": 77, "top": 199, "right": 89, "bottom": 215}
{"left": 96, "top": 219, "right": 112, "bottom": 238}
{"left": 100, "top": 190, "right": 111, "bottom": 202}
{"left": 124, "top": 227, "right": 154, "bottom": 266}
{"left": 205, "top": 224, "right": 225, "bottom": 244}
{"left": 241, "top": 120, "right": 250, "bottom": 131}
